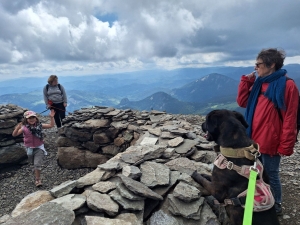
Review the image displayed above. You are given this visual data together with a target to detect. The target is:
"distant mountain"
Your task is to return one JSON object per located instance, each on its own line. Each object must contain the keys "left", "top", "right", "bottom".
{"left": 171, "top": 73, "right": 239, "bottom": 104}
{"left": 0, "top": 90, "right": 118, "bottom": 115}
{"left": 117, "top": 92, "right": 207, "bottom": 114}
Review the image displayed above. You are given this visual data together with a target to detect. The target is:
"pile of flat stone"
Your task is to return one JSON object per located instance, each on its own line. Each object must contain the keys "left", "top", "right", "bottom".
{"left": 0, "top": 104, "right": 27, "bottom": 169}
{"left": 1, "top": 106, "right": 222, "bottom": 225}
{"left": 56, "top": 106, "right": 216, "bottom": 169}
{"left": 2, "top": 144, "right": 219, "bottom": 225}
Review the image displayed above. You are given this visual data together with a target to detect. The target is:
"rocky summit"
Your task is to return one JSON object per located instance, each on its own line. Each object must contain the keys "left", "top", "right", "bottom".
{"left": 1, "top": 104, "right": 300, "bottom": 225}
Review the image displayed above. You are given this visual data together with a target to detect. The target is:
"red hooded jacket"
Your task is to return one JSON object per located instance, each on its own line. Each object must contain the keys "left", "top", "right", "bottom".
{"left": 237, "top": 75, "right": 299, "bottom": 156}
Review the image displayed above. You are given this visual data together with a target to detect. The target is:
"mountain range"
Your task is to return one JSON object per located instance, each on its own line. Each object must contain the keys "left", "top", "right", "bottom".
{"left": 1, "top": 64, "right": 300, "bottom": 115}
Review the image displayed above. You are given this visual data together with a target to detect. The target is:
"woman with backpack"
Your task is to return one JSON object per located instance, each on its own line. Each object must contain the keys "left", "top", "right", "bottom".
{"left": 237, "top": 48, "right": 299, "bottom": 216}
{"left": 43, "top": 75, "right": 67, "bottom": 128}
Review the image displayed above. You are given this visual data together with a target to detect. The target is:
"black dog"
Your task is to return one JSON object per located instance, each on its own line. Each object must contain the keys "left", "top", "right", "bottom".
{"left": 192, "top": 109, "right": 279, "bottom": 225}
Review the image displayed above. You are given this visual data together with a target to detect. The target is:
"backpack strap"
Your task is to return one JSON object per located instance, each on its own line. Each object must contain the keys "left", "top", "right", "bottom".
{"left": 46, "top": 84, "right": 61, "bottom": 92}
{"left": 276, "top": 76, "right": 294, "bottom": 122}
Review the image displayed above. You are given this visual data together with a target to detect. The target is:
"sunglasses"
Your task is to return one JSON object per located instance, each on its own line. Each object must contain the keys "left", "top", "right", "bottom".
{"left": 255, "top": 62, "right": 264, "bottom": 67}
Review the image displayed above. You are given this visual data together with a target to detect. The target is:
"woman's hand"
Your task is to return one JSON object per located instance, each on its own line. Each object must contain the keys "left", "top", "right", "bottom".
{"left": 247, "top": 71, "right": 256, "bottom": 80}
{"left": 49, "top": 109, "right": 55, "bottom": 118}
{"left": 63, "top": 103, "right": 67, "bottom": 107}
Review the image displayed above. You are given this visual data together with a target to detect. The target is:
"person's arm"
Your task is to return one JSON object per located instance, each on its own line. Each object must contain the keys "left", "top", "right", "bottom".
{"left": 278, "top": 80, "right": 299, "bottom": 156}
{"left": 236, "top": 72, "right": 256, "bottom": 107}
{"left": 12, "top": 123, "right": 23, "bottom": 136}
{"left": 42, "top": 110, "right": 55, "bottom": 129}
{"left": 60, "top": 85, "right": 67, "bottom": 107}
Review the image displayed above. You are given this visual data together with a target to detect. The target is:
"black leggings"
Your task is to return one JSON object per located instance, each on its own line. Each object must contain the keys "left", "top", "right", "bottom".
{"left": 50, "top": 102, "right": 65, "bottom": 128}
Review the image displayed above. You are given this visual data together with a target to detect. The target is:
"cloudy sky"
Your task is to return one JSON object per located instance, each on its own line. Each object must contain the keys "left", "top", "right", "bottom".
{"left": 0, "top": 0, "right": 300, "bottom": 81}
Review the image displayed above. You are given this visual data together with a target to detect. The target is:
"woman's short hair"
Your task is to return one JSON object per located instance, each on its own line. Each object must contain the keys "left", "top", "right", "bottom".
{"left": 48, "top": 75, "right": 58, "bottom": 85}
{"left": 256, "top": 48, "right": 286, "bottom": 70}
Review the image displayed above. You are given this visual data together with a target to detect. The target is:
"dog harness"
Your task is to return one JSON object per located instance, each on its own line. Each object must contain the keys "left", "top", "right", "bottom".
{"left": 212, "top": 144, "right": 275, "bottom": 212}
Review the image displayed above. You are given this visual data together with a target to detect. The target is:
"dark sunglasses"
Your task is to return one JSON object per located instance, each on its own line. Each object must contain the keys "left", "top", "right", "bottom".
{"left": 255, "top": 62, "right": 264, "bottom": 67}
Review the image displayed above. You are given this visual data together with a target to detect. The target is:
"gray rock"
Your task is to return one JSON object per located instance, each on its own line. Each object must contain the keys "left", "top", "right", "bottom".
{"left": 168, "top": 194, "right": 204, "bottom": 220}
{"left": 160, "top": 132, "right": 176, "bottom": 139}
{"left": 178, "top": 173, "right": 209, "bottom": 195}
{"left": 50, "top": 194, "right": 86, "bottom": 211}
{"left": 168, "top": 137, "right": 184, "bottom": 147}
{"left": 0, "top": 144, "right": 27, "bottom": 165}
{"left": 0, "top": 118, "right": 18, "bottom": 129}
{"left": 76, "top": 168, "right": 105, "bottom": 188}
{"left": 106, "top": 109, "right": 121, "bottom": 116}
{"left": 186, "top": 132, "right": 197, "bottom": 140}
{"left": 140, "top": 137, "right": 158, "bottom": 146}
{"left": 64, "top": 127, "right": 93, "bottom": 142}
{"left": 149, "top": 210, "right": 179, "bottom": 225}
{"left": 87, "top": 192, "right": 119, "bottom": 216}
{"left": 118, "top": 174, "right": 163, "bottom": 200}
{"left": 109, "top": 189, "right": 144, "bottom": 211}
{"left": 56, "top": 137, "right": 81, "bottom": 148}
{"left": 82, "top": 141, "right": 101, "bottom": 153}
{"left": 173, "top": 182, "right": 201, "bottom": 202}
{"left": 140, "top": 161, "right": 170, "bottom": 187}
{"left": 57, "top": 147, "right": 108, "bottom": 169}
{"left": 50, "top": 180, "right": 77, "bottom": 198}
{"left": 102, "top": 145, "right": 120, "bottom": 156}
{"left": 121, "top": 145, "right": 166, "bottom": 165}
{"left": 11, "top": 191, "right": 55, "bottom": 217}
{"left": 122, "top": 165, "right": 142, "bottom": 180}
{"left": 169, "top": 128, "right": 188, "bottom": 135}
{"left": 72, "top": 119, "right": 110, "bottom": 129}
{"left": 92, "top": 181, "right": 117, "bottom": 193}
{"left": 98, "top": 161, "right": 121, "bottom": 171}
{"left": 196, "top": 143, "right": 214, "bottom": 150}
{"left": 117, "top": 183, "right": 146, "bottom": 201}
{"left": 115, "top": 213, "right": 140, "bottom": 225}
{"left": 165, "top": 157, "right": 197, "bottom": 175}
{"left": 152, "top": 171, "right": 181, "bottom": 197}
{"left": 85, "top": 216, "right": 133, "bottom": 225}
{"left": 191, "top": 150, "right": 217, "bottom": 164}
{"left": 93, "top": 132, "right": 111, "bottom": 144}
{"left": 5, "top": 202, "right": 75, "bottom": 225}
{"left": 174, "top": 139, "right": 198, "bottom": 154}
{"left": 111, "top": 121, "right": 129, "bottom": 129}
{"left": 162, "top": 148, "right": 175, "bottom": 158}
{"left": 148, "top": 128, "right": 162, "bottom": 136}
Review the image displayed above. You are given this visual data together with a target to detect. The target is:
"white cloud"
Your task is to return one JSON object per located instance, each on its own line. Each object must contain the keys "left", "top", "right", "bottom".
{"left": 0, "top": 0, "right": 300, "bottom": 80}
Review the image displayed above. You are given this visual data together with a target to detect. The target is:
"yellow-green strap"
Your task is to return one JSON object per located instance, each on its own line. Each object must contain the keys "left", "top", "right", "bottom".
{"left": 243, "top": 169, "right": 258, "bottom": 225}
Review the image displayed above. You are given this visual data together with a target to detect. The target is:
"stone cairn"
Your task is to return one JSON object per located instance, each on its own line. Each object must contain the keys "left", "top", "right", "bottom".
{"left": 0, "top": 104, "right": 27, "bottom": 169}
{"left": 2, "top": 106, "right": 222, "bottom": 225}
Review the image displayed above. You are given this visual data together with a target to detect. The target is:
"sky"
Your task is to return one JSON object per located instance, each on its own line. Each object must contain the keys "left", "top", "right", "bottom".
{"left": 0, "top": 0, "right": 300, "bottom": 81}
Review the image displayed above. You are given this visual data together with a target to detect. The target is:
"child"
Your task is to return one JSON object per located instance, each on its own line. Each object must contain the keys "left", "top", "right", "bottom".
{"left": 12, "top": 110, "right": 55, "bottom": 187}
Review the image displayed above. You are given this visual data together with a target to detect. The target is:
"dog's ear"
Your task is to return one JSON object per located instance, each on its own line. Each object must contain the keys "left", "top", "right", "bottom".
{"left": 232, "top": 111, "right": 248, "bottom": 128}
{"left": 204, "top": 110, "right": 222, "bottom": 141}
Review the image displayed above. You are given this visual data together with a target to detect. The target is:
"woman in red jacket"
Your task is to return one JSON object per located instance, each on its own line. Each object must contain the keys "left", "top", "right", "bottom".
{"left": 237, "top": 48, "right": 299, "bottom": 216}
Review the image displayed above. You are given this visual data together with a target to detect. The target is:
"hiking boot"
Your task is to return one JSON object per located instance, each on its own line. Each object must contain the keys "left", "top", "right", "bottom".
{"left": 275, "top": 203, "right": 283, "bottom": 216}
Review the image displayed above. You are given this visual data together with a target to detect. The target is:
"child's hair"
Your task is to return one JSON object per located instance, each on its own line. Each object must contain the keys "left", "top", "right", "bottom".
{"left": 21, "top": 117, "right": 40, "bottom": 125}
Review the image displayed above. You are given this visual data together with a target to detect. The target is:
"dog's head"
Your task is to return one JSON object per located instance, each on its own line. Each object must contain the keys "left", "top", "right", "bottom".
{"left": 201, "top": 109, "right": 250, "bottom": 148}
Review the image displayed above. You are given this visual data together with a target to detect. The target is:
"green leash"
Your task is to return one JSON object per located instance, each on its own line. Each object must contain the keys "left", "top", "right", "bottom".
{"left": 242, "top": 167, "right": 259, "bottom": 225}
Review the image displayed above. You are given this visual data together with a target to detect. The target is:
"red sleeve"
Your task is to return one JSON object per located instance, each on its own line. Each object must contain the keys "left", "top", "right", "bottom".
{"left": 278, "top": 80, "right": 299, "bottom": 156}
{"left": 236, "top": 75, "right": 256, "bottom": 108}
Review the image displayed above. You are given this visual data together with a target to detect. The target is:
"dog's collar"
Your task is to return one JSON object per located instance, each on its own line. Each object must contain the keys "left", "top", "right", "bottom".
{"left": 219, "top": 143, "right": 260, "bottom": 161}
